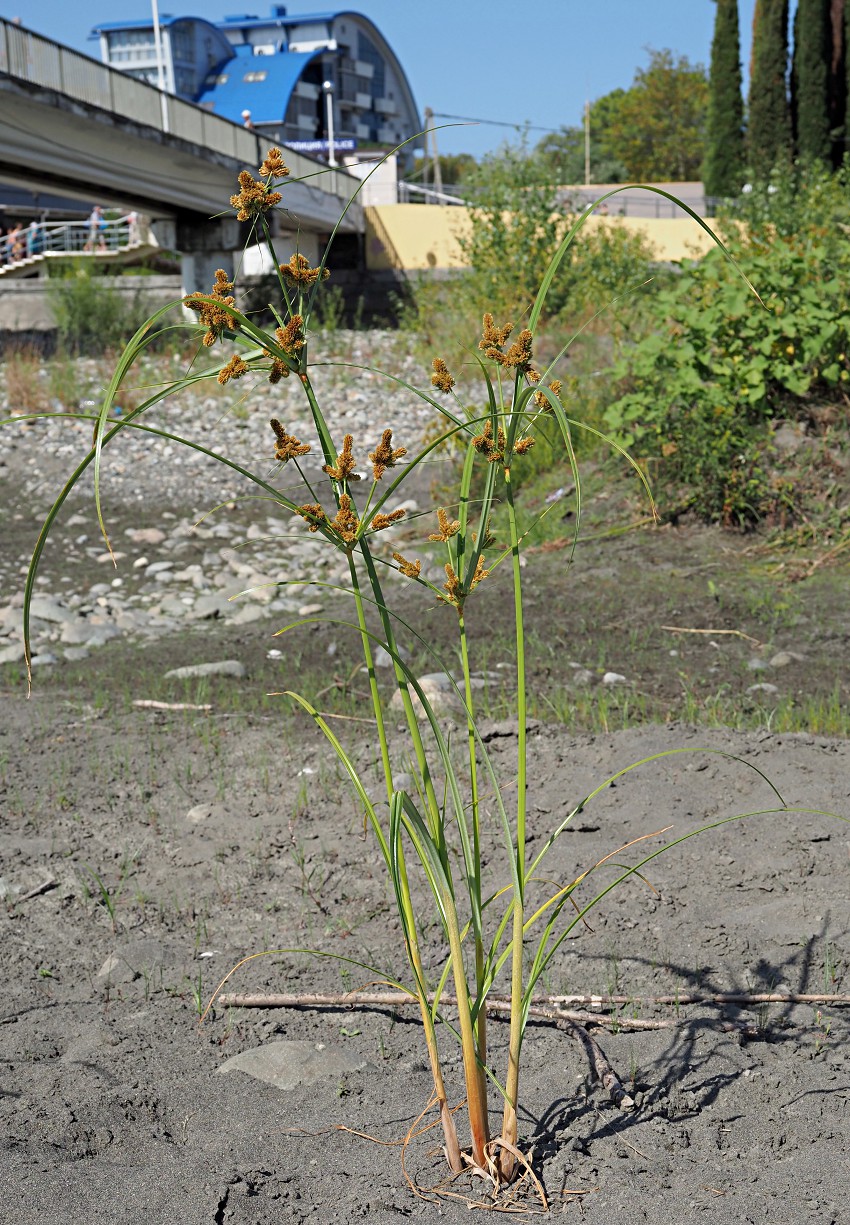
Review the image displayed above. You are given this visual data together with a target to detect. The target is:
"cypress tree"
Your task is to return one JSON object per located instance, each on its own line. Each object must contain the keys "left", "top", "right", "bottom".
{"left": 703, "top": 0, "right": 745, "bottom": 198}
{"left": 793, "top": 0, "right": 831, "bottom": 162}
{"left": 748, "top": 0, "right": 792, "bottom": 179}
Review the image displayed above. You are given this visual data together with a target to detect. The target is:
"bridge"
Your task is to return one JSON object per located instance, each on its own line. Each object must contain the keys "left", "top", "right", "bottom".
{"left": 0, "top": 17, "right": 363, "bottom": 293}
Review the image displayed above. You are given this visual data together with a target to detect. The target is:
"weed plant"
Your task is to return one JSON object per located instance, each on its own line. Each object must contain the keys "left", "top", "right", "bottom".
{"left": 16, "top": 148, "right": 847, "bottom": 1200}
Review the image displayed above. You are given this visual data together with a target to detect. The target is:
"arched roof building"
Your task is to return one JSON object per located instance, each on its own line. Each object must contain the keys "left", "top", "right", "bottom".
{"left": 93, "top": 7, "right": 421, "bottom": 162}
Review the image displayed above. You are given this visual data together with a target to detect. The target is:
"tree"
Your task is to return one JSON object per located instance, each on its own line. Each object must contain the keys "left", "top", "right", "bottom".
{"left": 594, "top": 50, "right": 709, "bottom": 180}
{"left": 792, "top": 0, "right": 831, "bottom": 163}
{"left": 748, "top": 0, "right": 791, "bottom": 179}
{"left": 703, "top": 0, "right": 746, "bottom": 198}
{"left": 535, "top": 125, "right": 627, "bottom": 184}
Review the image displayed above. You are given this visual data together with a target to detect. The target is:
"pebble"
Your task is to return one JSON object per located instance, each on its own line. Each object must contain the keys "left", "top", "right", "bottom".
{"left": 747, "top": 682, "right": 779, "bottom": 695}
{"left": 602, "top": 671, "right": 627, "bottom": 685}
{"left": 163, "top": 660, "right": 246, "bottom": 679}
{"left": 218, "top": 1040, "right": 368, "bottom": 1091}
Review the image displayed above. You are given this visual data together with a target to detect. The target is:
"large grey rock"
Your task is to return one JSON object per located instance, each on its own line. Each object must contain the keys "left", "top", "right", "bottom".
{"left": 164, "top": 660, "right": 246, "bottom": 680}
{"left": 29, "top": 595, "right": 75, "bottom": 624}
{"left": 218, "top": 1040, "right": 368, "bottom": 1091}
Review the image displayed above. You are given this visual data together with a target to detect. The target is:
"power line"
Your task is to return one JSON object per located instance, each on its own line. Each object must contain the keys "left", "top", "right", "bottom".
{"left": 430, "top": 112, "right": 566, "bottom": 135}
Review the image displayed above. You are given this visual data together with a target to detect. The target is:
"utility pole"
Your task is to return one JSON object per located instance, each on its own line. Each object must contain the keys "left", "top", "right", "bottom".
{"left": 424, "top": 107, "right": 443, "bottom": 197}
{"left": 584, "top": 99, "right": 591, "bottom": 185}
{"left": 150, "top": 0, "right": 170, "bottom": 132}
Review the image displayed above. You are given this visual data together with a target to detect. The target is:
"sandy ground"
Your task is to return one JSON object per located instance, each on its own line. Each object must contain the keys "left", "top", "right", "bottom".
{"left": 2, "top": 694, "right": 849, "bottom": 1222}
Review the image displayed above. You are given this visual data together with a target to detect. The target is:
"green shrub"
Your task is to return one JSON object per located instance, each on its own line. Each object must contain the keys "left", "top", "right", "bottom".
{"left": 603, "top": 166, "right": 850, "bottom": 526}
{"left": 48, "top": 266, "right": 155, "bottom": 355}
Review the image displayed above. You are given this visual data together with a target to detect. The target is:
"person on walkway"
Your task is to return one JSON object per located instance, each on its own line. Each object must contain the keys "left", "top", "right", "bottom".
{"left": 84, "top": 206, "right": 106, "bottom": 252}
{"left": 241, "top": 109, "right": 254, "bottom": 129}
{"left": 7, "top": 222, "right": 24, "bottom": 261}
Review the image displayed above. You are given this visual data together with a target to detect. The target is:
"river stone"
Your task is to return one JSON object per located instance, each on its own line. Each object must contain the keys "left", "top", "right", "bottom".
{"left": 164, "top": 660, "right": 246, "bottom": 679}
{"left": 602, "top": 671, "right": 627, "bottom": 685}
{"left": 218, "top": 1040, "right": 368, "bottom": 1091}
{"left": 747, "top": 682, "right": 779, "bottom": 695}
{"left": 29, "top": 595, "right": 74, "bottom": 624}
{"left": 128, "top": 527, "right": 166, "bottom": 545}
{"left": 0, "top": 642, "right": 25, "bottom": 664}
{"left": 768, "top": 650, "right": 806, "bottom": 668}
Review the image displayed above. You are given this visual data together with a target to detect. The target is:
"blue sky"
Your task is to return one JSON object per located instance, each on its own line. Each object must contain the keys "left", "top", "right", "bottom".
{"left": 3, "top": 0, "right": 765, "bottom": 157}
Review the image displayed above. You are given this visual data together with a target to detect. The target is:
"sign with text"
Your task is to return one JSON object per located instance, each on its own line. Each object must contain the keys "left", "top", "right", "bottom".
{"left": 285, "top": 139, "right": 357, "bottom": 154}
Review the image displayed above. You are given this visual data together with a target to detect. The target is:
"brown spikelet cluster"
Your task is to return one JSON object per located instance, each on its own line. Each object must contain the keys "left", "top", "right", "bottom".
{"left": 430, "top": 358, "right": 455, "bottom": 393}
{"left": 480, "top": 314, "right": 513, "bottom": 351}
{"left": 470, "top": 556, "right": 489, "bottom": 590}
{"left": 331, "top": 494, "right": 359, "bottom": 544}
{"left": 217, "top": 354, "right": 249, "bottom": 384}
{"left": 428, "top": 507, "right": 460, "bottom": 542}
{"left": 259, "top": 147, "right": 290, "bottom": 179}
{"left": 298, "top": 503, "right": 326, "bottom": 532}
{"left": 441, "top": 563, "right": 463, "bottom": 607}
{"left": 513, "top": 436, "right": 535, "bottom": 455}
{"left": 371, "top": 508, "right": 406, "bottom": 532}
{"left": 323, "top": 434, "right": 361, "bottom": 483}
{"left": 183, "top": 268, "right": 235, "bottom": 347}
{"left": 230, "top": 170, "right": 282, "bottom": 222}
{"left": 270, "top": 419, "right": 311, "bottom": 463}
{"left": 393, "top": 552, "right": 421, "bottom": 579}
{"left": 368, "top": 429, "right": 407, "bottom": 480}
{"left": 479, "top": 313, "right": 534, "bottom": 374}
{"left": 266, "top": 355, "right": 291, "bottom": 383}
{"left": 280, "top": 252, "right": 330, "bottom": 288}
{"left": 275, "top": 316, "right": 305, "bottom": 357}
{"left": 472, "top": 420, "right": 507, "bottom": 464}
{"left": 534, "top": 379, "right": 562, "bottom": 410}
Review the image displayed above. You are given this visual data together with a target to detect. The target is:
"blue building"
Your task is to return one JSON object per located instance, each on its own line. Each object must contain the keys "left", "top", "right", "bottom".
{"left": 92, "top": 7, "right": 421, "bottom": 161}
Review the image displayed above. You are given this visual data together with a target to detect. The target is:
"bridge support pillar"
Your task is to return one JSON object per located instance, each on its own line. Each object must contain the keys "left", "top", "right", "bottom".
{"left": 175, "top": 217, "right": 245, "bottom": 299}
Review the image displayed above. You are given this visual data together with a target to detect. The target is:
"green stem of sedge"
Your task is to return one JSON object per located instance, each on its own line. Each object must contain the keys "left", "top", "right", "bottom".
{"left": 459, "top": 610, "right": 487, "bottom": 1077}
{"left": 500, "top": 465, "right": 526, "bottom": 1180}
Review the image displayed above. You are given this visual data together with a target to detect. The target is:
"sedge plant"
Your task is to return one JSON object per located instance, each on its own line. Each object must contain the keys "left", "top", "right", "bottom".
{"left": 16, "top": 148, "right": 846, "bottom": 1198}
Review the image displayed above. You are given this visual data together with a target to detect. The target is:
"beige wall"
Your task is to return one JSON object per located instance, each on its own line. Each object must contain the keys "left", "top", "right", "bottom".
{"left": 365, "top": 204, "right": 720, "bottom": 272}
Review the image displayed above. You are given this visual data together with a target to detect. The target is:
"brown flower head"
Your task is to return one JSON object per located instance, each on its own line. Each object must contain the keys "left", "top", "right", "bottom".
{"left": 480, "top": 313, "right": 513, "bottom": 351}
{"left": 323, "top": 434, "right": 361, "bottom": 483}
{"left": 471, "top": 420, "right": 506, "bottom": 464}
{"left": 393, "top": 552, "right": 421, "bottom": 579}
{"left": 230, "top": 169, "right": 282, "bottom": 222}
{"left": 275, "top": 316, "right": 305, "bottom": 357}
{"left": 368, "top": 429, "right": 407, "bottom": 480}
{"left": 217, "top": 354, "right": 249, "bottom": 384}
{"left": 270, "top": 419, "right": 311, "bottom": 463}
{"left": 534, "top": 379, "right": 562, "bottom": 410}
{"left": 501, "top": 329, "right": 534, "bottom": 372}
{"left": 183, "top": 268, "right": 235, "bottom": 347}
{"left": 259, "top": 147, "right": 290, "bottom": 179}
{"left": 298, "top": 503, "right": 327, "bottom": 532}
{"left": 428, "top": 507, "right": 460, "bottom": 542}
{"left": 267, "top": 356, "right": 291, "bottom": 383}
{"left": 371, "top": 508, "right": 406, "bottom": 532}
{"left": 470, "top": 556, "right": 489, "bottom": 590}
{"left": 280, "top": 252, "right": 330, "bottom": 288}
{"left": 440, "top": 562, "right": 463, "bottom": 607}
{"left": 513, "top": 436, "right": 535, "bottom": 455}
{"left": 430, "top": 358, "right": 455, "bottom": 394}
{"left": 331, "top": 493, "right": 359, "bottom": 544}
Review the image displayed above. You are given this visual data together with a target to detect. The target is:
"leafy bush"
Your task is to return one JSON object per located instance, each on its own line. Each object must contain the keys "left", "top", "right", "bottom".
{"left": 48, "top": 266, "right": 156, "bottom": 355}
{"left": 453, "top": 137, "right": 654, "bottom": 327}
{"left": 603, "top": 166, "right": 850, "bottom": 526}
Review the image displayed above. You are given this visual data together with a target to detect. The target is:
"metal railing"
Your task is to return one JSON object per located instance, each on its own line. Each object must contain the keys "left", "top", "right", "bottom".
{"left": 397, "top": 181, "right": 467, "bottom": 206}
{"left": 0, "top": 17, "right": 356, "bottom": 202}
{"left": 0, "top": 217, "right": 148, "bottom": 268}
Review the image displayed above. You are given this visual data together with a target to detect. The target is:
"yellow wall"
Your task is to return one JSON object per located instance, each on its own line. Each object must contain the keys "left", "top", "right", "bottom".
{"left": 365, "top": 204, "right": 719, "bottom": 272}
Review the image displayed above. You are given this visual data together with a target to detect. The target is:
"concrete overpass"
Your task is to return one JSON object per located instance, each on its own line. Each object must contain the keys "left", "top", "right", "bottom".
{"left": 0, "top": 17, "right": 363, "bottom": 292}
